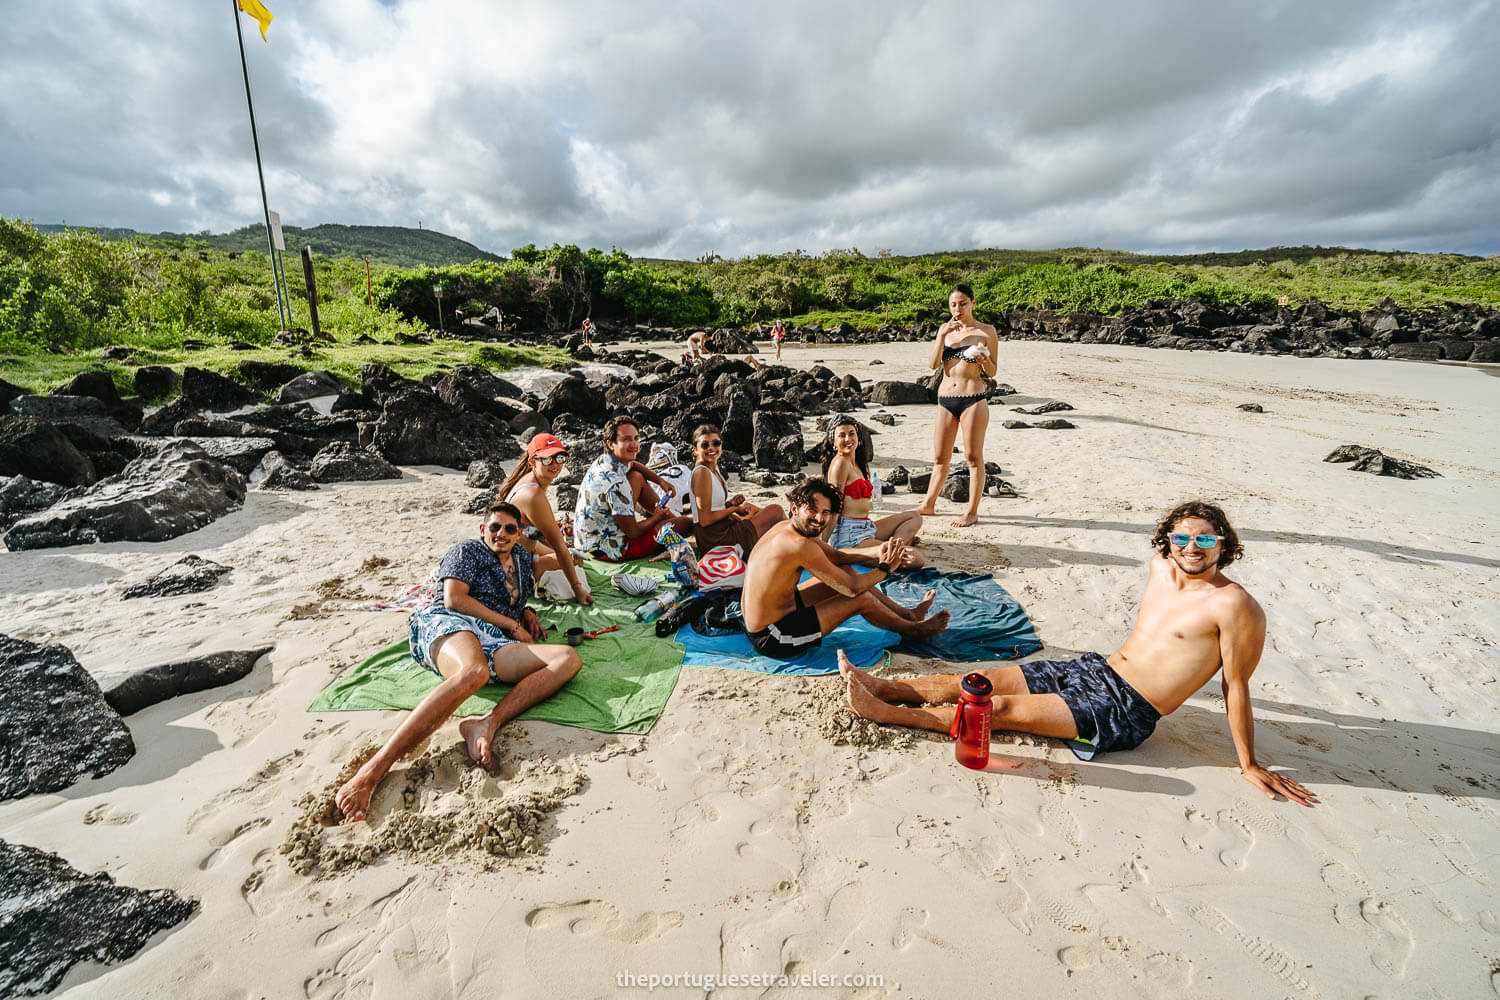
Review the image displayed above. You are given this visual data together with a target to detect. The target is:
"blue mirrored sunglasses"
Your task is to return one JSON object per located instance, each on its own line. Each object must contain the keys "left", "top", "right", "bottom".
{"left": 1169, "top": 532, "right": 1221, "bottom": 549}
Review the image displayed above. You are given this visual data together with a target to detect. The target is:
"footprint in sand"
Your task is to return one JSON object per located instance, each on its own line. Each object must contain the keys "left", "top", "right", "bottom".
{"left": 1189, "top": 903, "right": 1318, "bottom": 998}
{"left": 1359, "top": 897, "right": 1414, "bottom": 978}
{"left": 1183, "top": 807, "right": 1255, "bottom": 869}
{"left": 625, "top": 756, "right": 665, "bottom": 791}
{"left": 525, "top": 899, "right": 683, "bottom": 943}
{"left": 83, "top": 803, "right": 138, "bottom": 826}
{"left": 891, "top": 905, "right": 956, "bottom": 952}
{"left": 782, "top": 883, "right": 872, "bottom": 970}
{"left": 197, "top": 817, "right": 272, "bottom": 870}
{"left": 1057, "top": 936, "right": 1195, "bottom": 988}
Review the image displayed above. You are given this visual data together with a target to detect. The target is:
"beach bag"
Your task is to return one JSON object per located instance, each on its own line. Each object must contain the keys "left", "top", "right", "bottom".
{"left": 699, "top": 595, "right": 746, "bottom": 636}
{"left": 697, "top": 545, "right": 747, "bottom": 591}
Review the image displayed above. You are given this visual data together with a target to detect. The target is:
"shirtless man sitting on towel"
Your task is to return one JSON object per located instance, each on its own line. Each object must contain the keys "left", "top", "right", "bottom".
{"left": 742, "top": 478, "right": 950, "bottom": 660}
{"left": 841, "top": 500, "right": 1316, "bottom": 806}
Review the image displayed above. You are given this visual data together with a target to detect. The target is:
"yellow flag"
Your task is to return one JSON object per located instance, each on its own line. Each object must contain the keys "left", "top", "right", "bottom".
{"left": 238, "top": 0, "right": 274, "bottom": 41}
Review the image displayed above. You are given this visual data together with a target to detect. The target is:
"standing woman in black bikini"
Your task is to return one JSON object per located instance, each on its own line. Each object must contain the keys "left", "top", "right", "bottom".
{"left": 917, "top": 283, "right": 999, "bottom": 528}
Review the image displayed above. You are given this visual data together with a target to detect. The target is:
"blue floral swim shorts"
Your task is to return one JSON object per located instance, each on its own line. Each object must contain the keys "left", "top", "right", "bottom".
{"left": 408, "top": 604, "right": 515, "bottom": 681}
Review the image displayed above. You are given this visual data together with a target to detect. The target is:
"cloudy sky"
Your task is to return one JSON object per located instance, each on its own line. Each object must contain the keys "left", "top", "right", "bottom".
{"left": 3, "top": 0, "right": 1497, "bottom": 258}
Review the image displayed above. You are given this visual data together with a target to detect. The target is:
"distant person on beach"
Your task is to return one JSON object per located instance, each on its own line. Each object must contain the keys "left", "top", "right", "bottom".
{"left": 495, "top": 433, "right": 592, "bottom": 605}
{"left": 573, "top": 415, "right": 695, "bottom": 561}
{"left": 917, "top": 283, "right": 999, "bottom": 528}
{"left": 842, "top": 500, "right": 1316, "bottom": 806}
{"left": 581, "top": 318, "right": 594, "bottom": 345}
{"left": 690, "top": 423, "right": 784, "bottom": 555}
{"left": 820, "top": 415, "right": 923, "bottom": 568}
{"left": 687, "top": 329, "right": 710, "bottom": 360}
{"left": 772, "top": 319, "right": 786, "bottom": 360}
{"left": 334, "top": 502, "right": 580, "bottom": 821}
{"left": 741, "top": 478, "right": 949, "bottom": 660}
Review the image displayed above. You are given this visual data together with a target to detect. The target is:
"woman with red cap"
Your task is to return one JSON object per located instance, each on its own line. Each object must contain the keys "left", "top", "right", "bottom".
{"left": 495, "top": 433, "right": 593, "bottom": 604}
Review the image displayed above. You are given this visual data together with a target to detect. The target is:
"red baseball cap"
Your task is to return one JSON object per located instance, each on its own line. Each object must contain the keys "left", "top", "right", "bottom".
{"left": 526, "top": 433, "right": 567, "bottom": 458}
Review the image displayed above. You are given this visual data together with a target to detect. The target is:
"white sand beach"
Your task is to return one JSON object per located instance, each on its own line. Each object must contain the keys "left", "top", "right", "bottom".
{"left": 2, "top": 340, "right": 1498, "bottom": 999}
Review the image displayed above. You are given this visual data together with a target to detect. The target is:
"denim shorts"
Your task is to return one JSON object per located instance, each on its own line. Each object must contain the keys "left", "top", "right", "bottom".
{"left": 828, "top": 516, "right": 876, "bottom": 549}
{"left": 408, "top": 603, "right": 515, "bottom": 680}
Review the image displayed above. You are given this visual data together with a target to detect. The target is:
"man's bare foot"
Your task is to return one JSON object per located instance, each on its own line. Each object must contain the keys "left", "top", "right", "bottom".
{"left": 845, "top": 669, "right": 898, "bottom": 724}
{"left": 906, "top": 609, "right": 950, "bottom": 639}
{"left": 836, "top": 649, "right": 904, "bottom": 701}
{"left": 916, "top": 504, "right": 937, "bottom": 517}
{"left": 907, "top": 588, "right": 937, "bottom": 620}
{"left": 334, "top": 768, "right": 379, "bottom": 823}
{"left": 458, "top": 716, "right": 495, "bottom": 766}
{"left": 899, "top": 547, "right": 926, "bottom": 569}
{"left": 950, "top": 513, "right": 978, "bottom": 528}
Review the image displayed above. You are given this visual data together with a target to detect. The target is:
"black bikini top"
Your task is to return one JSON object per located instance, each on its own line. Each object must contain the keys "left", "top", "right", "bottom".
{"left": 941, "top": 344, "right": 966, "bottom": 361}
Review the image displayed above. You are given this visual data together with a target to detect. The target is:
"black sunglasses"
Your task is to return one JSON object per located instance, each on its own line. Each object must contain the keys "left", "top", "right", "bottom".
{"left": 486, "top": 522, "right": 521, "bottom": 535}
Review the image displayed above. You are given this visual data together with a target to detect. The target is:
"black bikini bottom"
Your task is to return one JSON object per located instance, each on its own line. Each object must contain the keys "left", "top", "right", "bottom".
{"left": 937, "top": 393, "right": 986, "bottom": 419}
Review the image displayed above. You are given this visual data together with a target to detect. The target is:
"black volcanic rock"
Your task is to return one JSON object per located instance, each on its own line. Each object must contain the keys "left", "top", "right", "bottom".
{"left": 122, "top": 554, "right": 231, "bottom": 600}
{"left": 309, "top": 442, "right": 402, "bottom": 483}
{"left": 358, "top": 388, "right": 490, "bottom": 469}
{"left": 1324, "top": 444, "right": 1439, "bottom": 479}
{"left": 3, "top": 441, "right": 246, "bottom": 551}
{"left": 0, "top": 635, "right": 135, "bottom": 800}
{"left": 181, "top": 366, "right": 256, "bottom": 410}
{"left": 0, "top": 838, "right": 197, "bottom": 997}
{"left": 539, "top": 374, "right": 606, "bottom": 422}
{"left": 255, "top": 450, "right": 319, "bottom": 491}
{"left": 103, "top": 646, "right": 272, "bottom": 716}
{"left": 867, "top": 380, "right": 932, "bottom": 405}
{"left": 0, "top": 416, "right": 96, "bottom": 487}
{"left": 751, "top": 411, "right": 803, "bottom": 472}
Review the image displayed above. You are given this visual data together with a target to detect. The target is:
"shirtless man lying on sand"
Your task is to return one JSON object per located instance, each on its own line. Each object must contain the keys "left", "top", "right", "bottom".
{"left": 742, "top": 478, "right": 950, "bottom": 660}
{"left": 842, "top": 500, "right": 1316, "bottom": 806}
{"left": 335, "top": 502, "right": 581, "bottom": 821}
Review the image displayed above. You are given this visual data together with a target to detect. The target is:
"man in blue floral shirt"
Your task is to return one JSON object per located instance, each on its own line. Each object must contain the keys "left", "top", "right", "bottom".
{"left": 574, "top": 415, "right": 695, "bottom": 561}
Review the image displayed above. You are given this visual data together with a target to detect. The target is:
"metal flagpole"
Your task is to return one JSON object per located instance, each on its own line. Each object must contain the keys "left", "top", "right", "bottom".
{"left": 232, "top": 0, "right": 289, "bottom": 331}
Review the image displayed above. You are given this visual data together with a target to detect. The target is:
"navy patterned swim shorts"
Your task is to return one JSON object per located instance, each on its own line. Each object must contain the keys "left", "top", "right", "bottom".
{"left": 1019, "top": 651, "right": 1161, "bottom": 758}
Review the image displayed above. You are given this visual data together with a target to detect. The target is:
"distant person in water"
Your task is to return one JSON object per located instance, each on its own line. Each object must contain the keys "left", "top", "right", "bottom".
{"left": 573, "top": 415, "right": 695, "bottom": 561}
{"left": 917, "top": 283, "right": 999, "bottom": 528}
{"left": 741, "top": 478, "right": 949, "bottom": 660}
{"left": 334, "top": 502, "right": 580, "bottom": 821}
{"left": 842, "top": 500, "right": 1316, "bottom": 806}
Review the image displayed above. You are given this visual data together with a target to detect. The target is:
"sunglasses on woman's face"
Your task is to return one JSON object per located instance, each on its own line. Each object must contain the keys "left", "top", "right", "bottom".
{"left": 1169, "top": 532, "right": 1221, "bottom": 549}
{"left": 486, "top": 522, "right": 521, "bottom": 535}
{"left": 698, "top": 439, "right": 722, "bottom": 450}
{"left": 534, "top": 454, "right": 566, "bottom": 467}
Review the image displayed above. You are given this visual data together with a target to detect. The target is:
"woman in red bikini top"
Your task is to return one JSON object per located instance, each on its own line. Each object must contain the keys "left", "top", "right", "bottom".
{"left": 820, "top": 416, "right": 924, "bottom": 568}
{"left": 918, "top": 283, "right": 999, "bottom": 528}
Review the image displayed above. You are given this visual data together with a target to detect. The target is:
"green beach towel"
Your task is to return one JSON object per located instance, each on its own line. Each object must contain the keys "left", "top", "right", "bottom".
{"left": 307, "top": 557, "right": 685, "bottom": 735}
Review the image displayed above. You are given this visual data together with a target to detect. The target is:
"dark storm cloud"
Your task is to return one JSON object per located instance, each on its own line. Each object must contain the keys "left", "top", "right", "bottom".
{"left": 1, "top": 0, "right": 1495, "bottom": 257}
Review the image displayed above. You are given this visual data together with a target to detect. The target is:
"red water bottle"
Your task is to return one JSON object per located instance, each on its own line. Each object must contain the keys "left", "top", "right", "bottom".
{"left": 949, "top": 672, "right": 993, "bottom": 769}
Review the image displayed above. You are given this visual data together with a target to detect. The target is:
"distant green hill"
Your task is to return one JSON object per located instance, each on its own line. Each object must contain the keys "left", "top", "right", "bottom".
{"left": 35, "top": 222, "right": 504, "bottom": 268}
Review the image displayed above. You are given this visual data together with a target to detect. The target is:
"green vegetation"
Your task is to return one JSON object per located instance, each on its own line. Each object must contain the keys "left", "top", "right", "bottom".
{"left": 37, "top": 221, "right": 502, "bottom": 269}
{"left": 3, "top": 217, "right": 1497, "bottom": 396}
{"left": 0, "top": 218, "right": 561, "bottom": 394}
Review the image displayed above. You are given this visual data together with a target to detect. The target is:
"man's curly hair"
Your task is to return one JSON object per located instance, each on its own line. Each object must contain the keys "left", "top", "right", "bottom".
{"left": 1151, "top": 500, "right": 1244, "bottom": 568}
{"left": 788, "top": 477, "right": 843, "bottom": 516}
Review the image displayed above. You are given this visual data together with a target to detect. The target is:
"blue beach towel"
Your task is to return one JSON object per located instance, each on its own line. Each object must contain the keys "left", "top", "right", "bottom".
{"left": 675, "top": 613, "right": 895, "bottom": 676}
{"left": 879, "top": 568, "right": 1042, "bottom": 662}
{"left": 676, "top": 567, "right": 897, "bottom": 675}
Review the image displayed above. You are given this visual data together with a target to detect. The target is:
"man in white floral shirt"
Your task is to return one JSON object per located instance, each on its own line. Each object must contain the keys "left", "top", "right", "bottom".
{"left": 574, "top": 415, "right": 695, "bottom": 561}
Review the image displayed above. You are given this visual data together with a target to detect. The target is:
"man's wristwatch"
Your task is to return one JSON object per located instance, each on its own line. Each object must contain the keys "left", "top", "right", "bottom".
{"left": 876, "top": 561, "right": 892, "bottom": 574}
